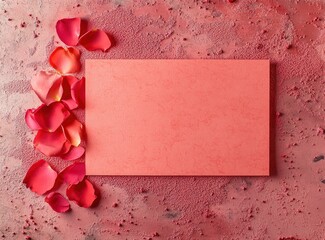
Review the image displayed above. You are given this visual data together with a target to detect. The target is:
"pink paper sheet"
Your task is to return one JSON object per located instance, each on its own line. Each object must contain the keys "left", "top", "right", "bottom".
{"left": 85, "top": 59, "right": 270, "bottom": 176}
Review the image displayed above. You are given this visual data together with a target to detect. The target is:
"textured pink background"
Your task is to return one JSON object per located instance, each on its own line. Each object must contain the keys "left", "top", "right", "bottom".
{"left": 0, "top": 0, "right": 325, "bottom": 239}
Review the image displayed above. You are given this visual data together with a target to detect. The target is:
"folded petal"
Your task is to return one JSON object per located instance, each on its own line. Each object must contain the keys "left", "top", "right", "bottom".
{"left": 66, "top": 178, "right": 97, "bottom": 208}
{"left": 71, "top": 77, "right": 85, "bottom": 109}
{"left": 56, "top": 18, "right": 81, "bottom": 46}
{"left": 61, "top": 146, "right": 85, "bottom": 161}
{"left": 45, "top": 192, "right": 71, "bottom": 213}
{"left": 79, "top": 29, "right": 111, "bottom": 52}
{"left": 31, "top": 71, "right": 63, "bottom": 105}
{"left": 62, "top": 116, "right": 83, "bottom": 147}
{"left": 25, "top": 108, "right": 42, "bottom": 131}
{"left": 49, "top": 47, "right": 81, "bottom": 74}
{"left": 23, "top": 159, "right": 58, "bottom": 195}
{"left": 32, "top": 102, "right": 70, "bottom": 132}
{"left": 59, "top": 162, "right": 85, "bottom": 185}
{"left": 34, "top": 126, "right": 68, "bottom": 156}
{"left": 61, "top": 76, "right": 79, "bottom": 110}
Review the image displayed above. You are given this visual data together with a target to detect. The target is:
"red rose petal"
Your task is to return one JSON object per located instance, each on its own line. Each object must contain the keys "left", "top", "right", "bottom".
{"left": 23, "top": 159, "right": 58, "bottom": 195}
{"left": 34, "top": 126, "right": 68, "bottom": 156}
{"left": 71, "top": 77, "right": 85, "bottom": 109}
{"left": 49, "top": 47, "right": 81, "bottom": 74}
{"left": 62, "top": 116, "right": 83, "bottom": 147}
{"left": 61, "top": 146, "right": 85, "bottom": 161}
{"left": 31, "top": 71, "right": 63, "bottom": 105}
{"left": 45, "top": 192, "right": 70, "bottom": 213}
{"left": 79, "top": 29, "right": 111, "bottom": 52}
{"left": 25, "top": 108, "right": 42, "bottom": 131}
{"left": 33, "top": 102, "right": 70, "bottom": 132}
{"left": 59, "top": 162, "right": 85, "bottom": 185}
{"left": 56, "top": 18, "right": 81, "bottom": 46}
{"left": 61, "top": 76, "right": 79, "bottom": 110}
{"left": 66, "top": 178, "right": 97, "bottom": 208}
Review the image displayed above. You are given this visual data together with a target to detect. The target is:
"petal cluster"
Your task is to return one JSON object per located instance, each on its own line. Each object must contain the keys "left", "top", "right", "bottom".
{"left": 23, "top": 16, "right": 110, "bottom": 213}
{"left": 56, "top": 17, "right": 112, "bottom": 52}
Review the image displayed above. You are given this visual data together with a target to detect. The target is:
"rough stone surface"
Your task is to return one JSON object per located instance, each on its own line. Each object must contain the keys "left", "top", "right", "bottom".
{"left": 0, "top": 0, "right": 325, "bottom": 239}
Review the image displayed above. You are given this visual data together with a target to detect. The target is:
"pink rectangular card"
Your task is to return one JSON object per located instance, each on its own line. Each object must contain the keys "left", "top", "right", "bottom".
{"left": 85, "top": 59, "right": 270, "bottom": 176}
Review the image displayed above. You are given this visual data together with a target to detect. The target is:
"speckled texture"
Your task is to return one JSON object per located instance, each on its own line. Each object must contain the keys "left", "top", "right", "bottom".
{"left": 0, "top": 0, "right": 325, "bottom": 239}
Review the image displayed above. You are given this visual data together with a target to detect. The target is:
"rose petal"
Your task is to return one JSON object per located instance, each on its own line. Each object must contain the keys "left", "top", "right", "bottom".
{"left": 31, "top": 71, "right": 63, "bottom": 105}
{"left": 62, "top": 116, "right": 83, "bottom": 147}
{"left": 45, "top": 192, "right": 70, "bottom": 213}
{"left": 31, "top": 102, "right": 70, "bottom": 132}
{"left": 71, "top": 77, "right": 85, "bottom": 109}
{"left": 34, "top": 126, "right": 68, "bottom": 156}
{"left": 61, "top": 146, "right": 85, "bottom": 161}
{"left": 23, "top": 159, "right": 58, "bottom": 195}
{"left": 56, "top": 18, "right": 81, "bottom": 46}
{"left": 25, "top": 108, "right": 42, "bottom": 131}
{"left": 59, "top": 162, "right": 85, "bottom": 185}
{"left": 78, "top": 29, "right": 111, "bottom": 52}
{"left": 49, "top": 47, "right": 81, "bottom": 74}
{"left": 61, "top": 76, "right": 79, "bottom": 110}
{"left": 66, "top": 178, "right": 97, "bottom": 208}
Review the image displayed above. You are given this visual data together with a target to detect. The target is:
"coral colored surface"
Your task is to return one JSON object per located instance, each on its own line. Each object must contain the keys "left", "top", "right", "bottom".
{"left": 0, "top": 0, "right": 325, "bottom": 239}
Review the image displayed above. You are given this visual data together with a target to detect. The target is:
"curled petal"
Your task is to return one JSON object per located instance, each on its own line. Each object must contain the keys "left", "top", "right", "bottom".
{"left": 49, "top": 47, "right": 81, "bottom": 74}
{"left": 56, "top": 18, "right": 81, "bottom": 46}
{"left": 79, "top": 29, "right": 112, "bottom": 52}
{"left": 31, "top": 102, "right": 70, "bottom": 132}
{"left": 23, "top": 159, "right": 58, "bottom": 195}
{"left": 63, "top": 116, "right": 83, "bottom": 147}
{"left": 66, "top": 178, "right": 97, "bottom": 208}
{"left": 31, "top": 71, "right": 63, "bottom": 105}
{"left": 61, "top": 76, "right": 79, "bottom": 110}
{"left": 61, "top": 146, "right": 85, "bottom": 161}
{"left": 25, "top": 108, "right": 42, "bottom": 131}
{"left": 45, "top": 192, "right": 70, "bottom": 213}
{"left": 59, "top": 162, "right": 85, "bottom": 185}
{"left": 34, "top": 126, "right": 68, "bottom": 156}
{"left": 71, "top": 77, "right": 85, "bottom": 109}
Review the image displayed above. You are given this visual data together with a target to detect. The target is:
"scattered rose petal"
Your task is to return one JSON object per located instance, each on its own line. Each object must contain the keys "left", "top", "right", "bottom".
{"left": 79, "top": 29, "right": 111, "bottom": 52}
{"left": 59, "top": 162, "right": 85, "bottom": 184}
{"left": 71, "top": 77, "right": 85, "bottom": 108}
{"left": 45, "top": 192, "right": 70, "bottom": 213}
{"left": 62, "top": 116, "right": 83, "bottom": 147}
{"left": 61, "top": 76, "right": 79, "bottom": 110}
{"left": 31, "top": 71, "right": 63, "bottom": 105}
{"left": 27, "top": 102, "right": 70, "bottom": 132}
{"left": 66, "top": 178, "right": 97, "bottom": 208}
{"left": 34, "top": 126, "right": 68, "bottom": 156}
{"left": 61, "top": 146, "right": 85, "bottom": 161}
{"left": 56, "top": 18, "right": 81, "bottom": 46}
{"left": 23, "top": 159, "right": 58, "bottom": 195}
{"left": 25, "top": 108, "right": 42, "bottom": 131}
{"left": 49, "top": 47, "right": 81, "bottom": 74}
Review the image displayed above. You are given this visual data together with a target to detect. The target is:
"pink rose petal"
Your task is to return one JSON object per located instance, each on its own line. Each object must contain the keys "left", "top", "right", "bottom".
{"left": 56, "top": 18, "right": 81, "bottom": 46}
{"left": 78, "top": 29, "right": 112, "bottom": 52}
{"left": 49, "top": 47, "right": 81, "bottom": 74}
{"left": 45, "top": 192, "right": 70, "bottom": 213}
{"left": 62, "top": 116, "right": 83, "bottom": 147}
{"left": 34, "top": 126, "right": 68, "bottom": 156}
{"left": 59, "top": 162, "right": 85, "bottom": 185}
{"left": 23, "top": 159, "right": 58, "bottom": 195}
{"left": 71, "top": 77, "right": 85, "bottom": 109}
{"left": 66, "top": 178, "right": 97, "bottom": 208}
{"left": 31, "top": 71, "right": 63, "bottom": 105}
{"left": 25, "top": 108, "right": 42, "bottom": 131}
{"left": 29, "top": 102, "right": 70, "bottom": 132}
{"left": 61, "top": 146, "right": 85, "bottom": 161}
{"left": 61, "top": 76, "right": 79, "bottom": 110}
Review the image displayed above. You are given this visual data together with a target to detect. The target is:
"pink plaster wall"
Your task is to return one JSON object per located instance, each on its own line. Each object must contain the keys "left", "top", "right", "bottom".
{"left": 0, "top": 0, "right": 325, "bottom": 239}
